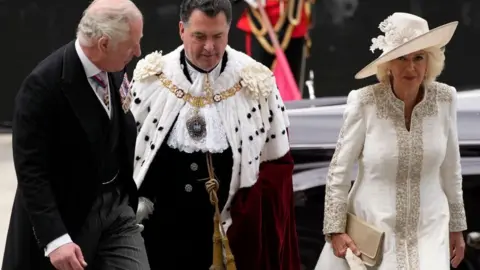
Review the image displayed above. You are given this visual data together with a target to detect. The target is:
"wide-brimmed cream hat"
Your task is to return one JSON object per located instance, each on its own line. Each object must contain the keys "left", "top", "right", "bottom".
{"left": 355, "top": 12, "right": 458, "bottom": 79}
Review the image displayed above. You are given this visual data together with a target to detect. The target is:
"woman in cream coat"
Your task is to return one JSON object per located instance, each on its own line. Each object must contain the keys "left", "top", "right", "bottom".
{"left": 315, "top": 13, "right": 467, "bottom": 270}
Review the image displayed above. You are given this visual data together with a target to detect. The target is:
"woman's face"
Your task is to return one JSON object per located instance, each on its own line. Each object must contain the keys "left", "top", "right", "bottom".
{"left": 389, "top": 50, "right": 427, "bottom": 88}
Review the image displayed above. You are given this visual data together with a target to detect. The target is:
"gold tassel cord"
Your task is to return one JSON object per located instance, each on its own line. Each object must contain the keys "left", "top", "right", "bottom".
{"left": 205, "top": 153, "right": 236, "bottom": 270}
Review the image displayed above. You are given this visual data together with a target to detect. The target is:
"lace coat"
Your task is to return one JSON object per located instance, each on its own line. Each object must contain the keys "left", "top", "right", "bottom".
{"left": 315, "top": 82, "right": 467, "bottom": 270}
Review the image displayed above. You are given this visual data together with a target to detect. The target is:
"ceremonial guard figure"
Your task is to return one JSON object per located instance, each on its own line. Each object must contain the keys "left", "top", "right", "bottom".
{"left": 130, "top": 0, "right": 301, "bottom": 269}
{"left": 235, "top": 0, "right": 315, "bottom": 85}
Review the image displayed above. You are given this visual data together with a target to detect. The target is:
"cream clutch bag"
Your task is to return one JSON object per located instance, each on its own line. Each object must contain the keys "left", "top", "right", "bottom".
{"left": 346, "top": 212, "right": 385, "bottom": 267}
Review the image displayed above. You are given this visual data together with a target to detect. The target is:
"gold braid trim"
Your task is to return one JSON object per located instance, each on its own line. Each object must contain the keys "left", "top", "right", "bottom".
{"left": 270, "top": 0, "right": 313, "bottom": 69}
{"left": 287, "top": 0, "right": 302, "bottom": 26}
{"left": 246, "top": 1, "right": 287, "bottom": 38}
{"left": 205, "top": 153, "right": 236, "bottom": 270}
{"left": 247, "top": 0, "right": 304, "bottom": 57}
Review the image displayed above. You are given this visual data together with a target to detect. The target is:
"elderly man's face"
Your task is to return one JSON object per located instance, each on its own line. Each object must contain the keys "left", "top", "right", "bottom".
{"left": 100, "top": 18, "right": 143, "bottom": 72}
{"left": 179, "top": 10, "right": 229, "bottom": 71}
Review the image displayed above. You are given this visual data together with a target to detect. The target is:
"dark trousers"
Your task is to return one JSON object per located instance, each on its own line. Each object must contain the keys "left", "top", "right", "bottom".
{"left": 74, "top": 184, "right": 150, "bottom": 270}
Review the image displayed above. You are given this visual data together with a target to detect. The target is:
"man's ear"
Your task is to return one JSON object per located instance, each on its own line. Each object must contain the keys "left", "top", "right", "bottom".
{"left": 179, "top": 21, "right": 185, "bottom": 41}
{"left": 98, "top": 36, "right": 109, "bottom": 54}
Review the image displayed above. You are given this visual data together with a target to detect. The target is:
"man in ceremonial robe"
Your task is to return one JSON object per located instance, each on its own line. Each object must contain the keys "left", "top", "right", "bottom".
{"left": 235, "top": 0, "right": 314, "bottom": 85}
{"left": 130, "top": 0, "right": 301, "bottom": 269}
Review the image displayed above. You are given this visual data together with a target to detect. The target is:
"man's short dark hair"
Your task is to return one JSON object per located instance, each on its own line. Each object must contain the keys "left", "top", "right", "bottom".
{"left": 180, "top": 0, "right": 232, "bottom": 25}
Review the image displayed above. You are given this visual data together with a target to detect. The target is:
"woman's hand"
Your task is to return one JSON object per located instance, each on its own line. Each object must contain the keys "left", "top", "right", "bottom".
{"left": 450, "top": 231, "right": 465, "bottom": 268}
{"left": 330, "top": 233, "right": 360, "bottom": 258}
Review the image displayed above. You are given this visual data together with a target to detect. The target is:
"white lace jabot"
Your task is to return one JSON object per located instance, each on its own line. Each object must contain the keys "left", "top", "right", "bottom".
{"left": 166, "top": 60, "right": 229, "bottom": 153}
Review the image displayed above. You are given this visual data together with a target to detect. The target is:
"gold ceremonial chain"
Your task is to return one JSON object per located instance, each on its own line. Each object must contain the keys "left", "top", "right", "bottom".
{"left": 203, "top": 74, "right": 215, "bottom": 97}
{"left": 157, "top": 72, "right": 242, "bottom": 108}
{"left": 205, "top": 153, "right": 236, "bottom": 270}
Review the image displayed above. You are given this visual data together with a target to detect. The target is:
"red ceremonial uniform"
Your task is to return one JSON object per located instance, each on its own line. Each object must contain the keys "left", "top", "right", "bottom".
{"left": 234, "top": 0, "right": 314, "bottom": 86}
{"left": 237, "top": 0, "right": 310, "bottom": 38}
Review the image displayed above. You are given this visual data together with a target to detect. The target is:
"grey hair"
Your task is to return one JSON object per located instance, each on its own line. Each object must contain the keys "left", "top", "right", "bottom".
{"left": 179, "top": 0, "right": 232, "bottom": 25}
{"left": 376, "top": 46, "right": 446, "bottom": 85}
{"left": 76, "top": 0, "right": 142, "bottom": 48}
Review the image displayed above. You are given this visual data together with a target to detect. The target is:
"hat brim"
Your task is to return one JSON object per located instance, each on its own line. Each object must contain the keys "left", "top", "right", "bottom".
{"left": 354, "top": 21, "right": 459, "bottom": 79}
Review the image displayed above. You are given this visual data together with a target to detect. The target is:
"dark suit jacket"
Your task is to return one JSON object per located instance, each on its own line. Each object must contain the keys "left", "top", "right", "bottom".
{"left": 2, "top": 40, "right": 138, "bottom": 270}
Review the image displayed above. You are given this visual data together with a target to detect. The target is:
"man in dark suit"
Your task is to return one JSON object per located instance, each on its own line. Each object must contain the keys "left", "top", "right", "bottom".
{"left": 2, "top": 0, "right": 150, "bottom": 269}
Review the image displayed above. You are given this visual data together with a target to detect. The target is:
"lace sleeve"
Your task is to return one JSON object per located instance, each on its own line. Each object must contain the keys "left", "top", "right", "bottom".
{"left": 440, "top": 87, "right": 467, "bottom": 232}
{"left": 323, "top": 90, "right": 366, "bottom": 235}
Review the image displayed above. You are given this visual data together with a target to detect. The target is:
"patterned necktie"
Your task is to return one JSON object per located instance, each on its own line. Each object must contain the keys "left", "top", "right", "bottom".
{"left": 91, "top": 72, "right": 109, "bottom": 109}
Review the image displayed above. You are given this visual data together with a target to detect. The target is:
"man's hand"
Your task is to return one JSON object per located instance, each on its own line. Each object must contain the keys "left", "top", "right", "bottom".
{"left": 49, "top": 243, "right": 87, "bottom": 270}
{"left": 450, "top": 231, "right": 465, "bottom": 268}
{"left": 330, "top": 233, "right": 360, "bottom": 258}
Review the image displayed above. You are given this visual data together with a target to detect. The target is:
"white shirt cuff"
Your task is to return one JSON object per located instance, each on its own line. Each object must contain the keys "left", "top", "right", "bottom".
{"left": 44, "top": 234, "right": 73, "bottom": 257}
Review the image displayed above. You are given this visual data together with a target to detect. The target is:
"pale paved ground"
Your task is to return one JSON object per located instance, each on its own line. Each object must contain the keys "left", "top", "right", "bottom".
{"left": 0, "top": 134, "right": 16, "bottom": 268}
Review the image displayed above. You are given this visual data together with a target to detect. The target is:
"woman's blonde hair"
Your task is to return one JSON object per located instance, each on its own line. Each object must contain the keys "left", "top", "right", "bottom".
{"left": 375, "top": 46, "right": 445, "bottom": 85}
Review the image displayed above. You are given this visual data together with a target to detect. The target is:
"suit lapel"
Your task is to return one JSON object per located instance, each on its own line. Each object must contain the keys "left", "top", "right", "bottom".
{"left": 61, "top": 41, "right": 136, "bottom": 172}
{"left": 60, "top": 41, "right": 109, "bottom": 149}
